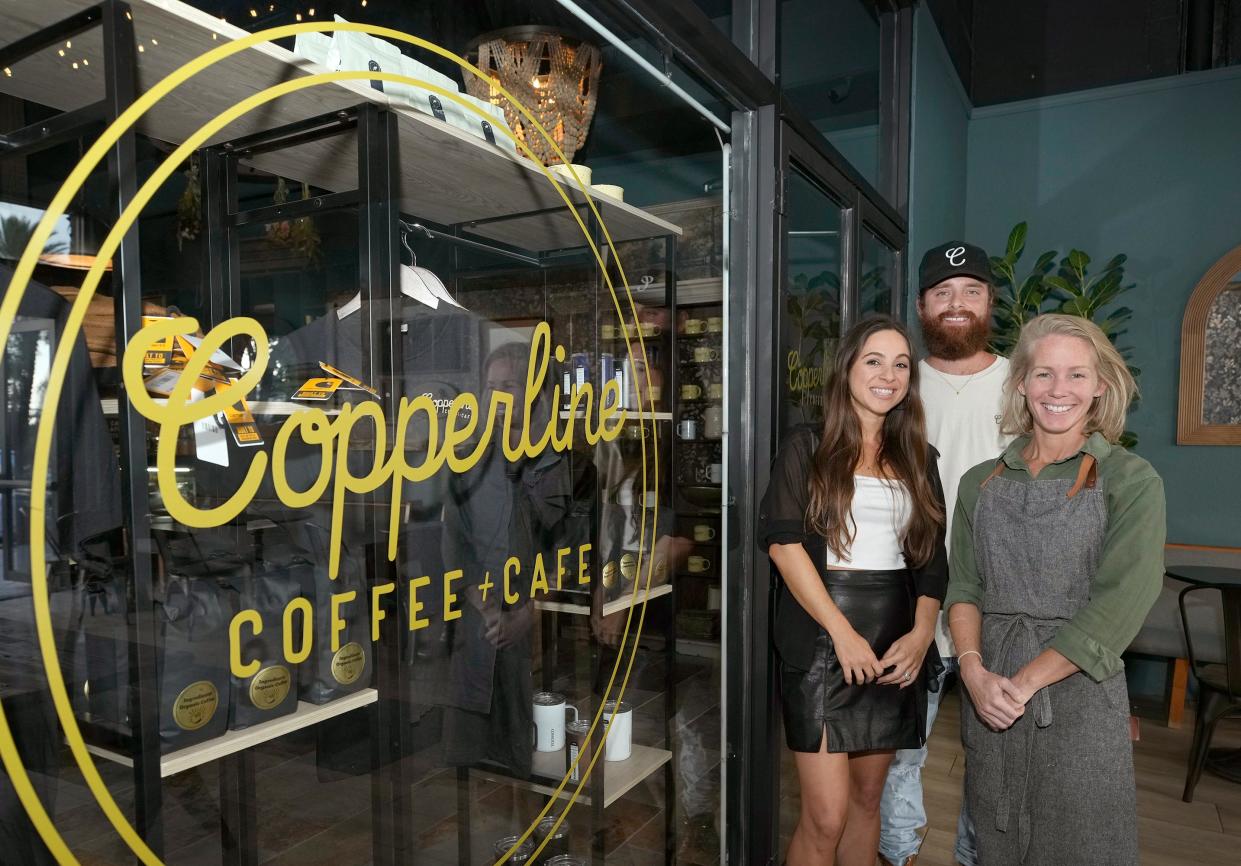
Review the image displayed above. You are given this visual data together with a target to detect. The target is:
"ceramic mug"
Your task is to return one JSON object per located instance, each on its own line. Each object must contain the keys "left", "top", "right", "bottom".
{"left": 707, "top": 462, "right": 723, "bottom": 484}
{"left": 677, "top": 419, "right": 698, "bottom": 440}
{"left": 639, "top": 322, "right": 661, "bottom": 338}
{"left": 693, "top": 346, "right": 720, "bottom": 363}
{"left": 688, "top": 555, "right": 712, "bottom": 573}
{"left": 533, "top": 691, "right": 579, "bottom": 752}
{"left": 680, "top": 383, "right": 702, "bottom": 400}
{"left": 693, "top": 524, "right": 716, "bottom": 542}
{"left": 600, "top": 324, "right": 617, "bottom": 340}
{"left": 602, "top": 700, "right": 633, "bottom": 761}
{"left": 617, "top": 488, "right": 658, "bottom": 508}
{"left": 707, "top": 316, "right": 723, "bottom": 333}
{"left": 707, "top": 383, "right": 724, "bottom": 400}
{"left": 684, "top": 319, "right": 705, "bottom": 335}
{"left": 625, "top": 423, "right": 651, "bottom": 440}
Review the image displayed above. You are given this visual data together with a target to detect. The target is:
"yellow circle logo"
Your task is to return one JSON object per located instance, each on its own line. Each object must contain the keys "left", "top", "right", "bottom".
{"left": 248, "top": 665, "right": 291, "bottom": 710}
{"left": 172, "top": 681, "right": 219, "bottom": 732}
{"left": 330, "top": 642, "right": 366, "bottom": 686}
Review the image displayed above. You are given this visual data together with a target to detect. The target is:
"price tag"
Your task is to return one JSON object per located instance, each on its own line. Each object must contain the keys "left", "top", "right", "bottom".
{"left": 293, "top": 377, "right": 344, "bottom": 400}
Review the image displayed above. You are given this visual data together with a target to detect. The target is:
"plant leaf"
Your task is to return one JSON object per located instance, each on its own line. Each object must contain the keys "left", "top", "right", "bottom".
{"left": 1006, "top": 222, "right": 1028, "bottom": 259}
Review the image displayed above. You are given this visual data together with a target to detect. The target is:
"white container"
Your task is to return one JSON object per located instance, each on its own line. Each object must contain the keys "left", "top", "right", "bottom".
{"left": 549, "top": 163, "right": 593, "bottom": 188}
{"left": 591, "top": 183, "right": 625, "bottom": 201}
{"left": 533, "top": 691, "right": 578, "bottom": 752}
{"left": 602, "top": 700, "right": 632, "bottom": 762}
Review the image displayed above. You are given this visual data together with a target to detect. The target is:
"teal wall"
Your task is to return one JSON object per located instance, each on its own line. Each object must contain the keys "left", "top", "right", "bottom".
{"left": 963, "top": 68, "right": 1241, "bottom": 545}
{"left": 906, "top": 6, "right": 970, "bottom": 330}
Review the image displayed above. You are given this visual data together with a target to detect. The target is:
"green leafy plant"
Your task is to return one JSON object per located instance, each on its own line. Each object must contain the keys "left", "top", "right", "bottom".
{"left": 988, "top": 221, "right": 1140, "bottom": 447}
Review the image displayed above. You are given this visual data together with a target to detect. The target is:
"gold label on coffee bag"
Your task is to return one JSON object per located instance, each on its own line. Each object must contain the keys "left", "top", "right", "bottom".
{"left": 249, "top": 665, "right": 291, "bottom": 710}
{"left": 331, "top": 642, "right": 365, "bottom": 685}
{"left": 173, "top": 681, "right": 219, "bottom": 731}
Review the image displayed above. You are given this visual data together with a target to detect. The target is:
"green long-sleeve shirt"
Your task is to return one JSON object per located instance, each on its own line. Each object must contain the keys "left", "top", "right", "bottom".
{"left": 944, "top": 432, "right": 1166, "bottom": 682}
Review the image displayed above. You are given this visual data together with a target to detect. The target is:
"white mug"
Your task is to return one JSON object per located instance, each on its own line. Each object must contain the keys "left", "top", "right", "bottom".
{"left": 678, "top": 419, "right": 698, "bottom": 440}
{"left": 533, "top": 692, "right": 578, "bottom": 752}
{"left": 602, "top": 699, "right": 633, "bottom": 761}
{"left": 708, "top": 462, "right": 723, "bottom": 484}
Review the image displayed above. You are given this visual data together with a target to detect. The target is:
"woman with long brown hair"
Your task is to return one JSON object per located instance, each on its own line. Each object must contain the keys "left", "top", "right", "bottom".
{"left": 759, "top": 315, "right": 948, "bottom": 866}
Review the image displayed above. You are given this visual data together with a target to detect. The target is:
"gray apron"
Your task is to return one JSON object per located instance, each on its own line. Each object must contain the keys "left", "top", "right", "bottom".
{"left": 963, "top": 455, "right": 1138, "bottom": 866}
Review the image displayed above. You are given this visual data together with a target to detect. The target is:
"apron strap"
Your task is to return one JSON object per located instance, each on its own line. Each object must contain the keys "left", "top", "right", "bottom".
{"left": 978, "top": 459, "right": 1006, "bottom": 490}
{"left": 1066, "top": 454, "right": 1098, "bottom": 498}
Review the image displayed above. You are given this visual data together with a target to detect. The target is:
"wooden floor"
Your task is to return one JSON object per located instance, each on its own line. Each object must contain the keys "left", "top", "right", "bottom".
{"left": 909, "top": 690, "right": 1241, "bottom": 866}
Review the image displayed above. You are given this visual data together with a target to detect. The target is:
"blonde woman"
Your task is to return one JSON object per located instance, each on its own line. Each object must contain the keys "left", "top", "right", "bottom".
{"left": 945, "top": 314, "right": 1165, "bottom": 865}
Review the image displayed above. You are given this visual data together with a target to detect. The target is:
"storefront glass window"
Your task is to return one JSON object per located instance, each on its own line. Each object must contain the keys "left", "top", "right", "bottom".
{"left": 781, "top": 0, "right": 884, "bottom": 190}
{"left": 0, "top": 1, "right": 728, "bottom": 864}
{"left": 860, "top": 226, "right": 899, "bottom": 317}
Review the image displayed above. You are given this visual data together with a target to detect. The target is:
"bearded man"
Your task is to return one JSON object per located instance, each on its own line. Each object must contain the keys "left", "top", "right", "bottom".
{"left": 878, "top": 241, "right": 1011, "bottom": 866}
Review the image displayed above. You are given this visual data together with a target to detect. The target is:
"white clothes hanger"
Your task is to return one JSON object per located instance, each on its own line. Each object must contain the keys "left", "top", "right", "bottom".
{"left": 337, "top": 226, "right": 441, "bottom": 318}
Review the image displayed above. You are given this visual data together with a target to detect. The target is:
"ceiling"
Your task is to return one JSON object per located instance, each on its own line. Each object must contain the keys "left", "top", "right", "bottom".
{"left": 929, "top": 0, "right": 1241, "bottom": 106}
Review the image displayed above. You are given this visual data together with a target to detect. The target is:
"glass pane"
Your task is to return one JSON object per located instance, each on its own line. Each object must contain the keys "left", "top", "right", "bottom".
{"left": 777, "top": 164, "right": 844, "bottom": 850}
{"left": 780, "top": 168, "right": 844, "bottom": 432}
{"left": 860, "top": 227, "right": 898, "bottom": 317}
{"left": 781, "top": 0, "right": 883, "bottom": 189}
{"left": 0, "top": 1, "right": 728, "bottom": 863}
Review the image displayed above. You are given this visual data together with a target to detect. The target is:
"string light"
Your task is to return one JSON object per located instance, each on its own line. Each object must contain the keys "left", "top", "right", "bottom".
{"left": 151, "top": 38, "right": 158, "bottom": 45}
{"left": 82, "top": 58, "right": 89, "bottom": 66}
{"left": 72, "top": 62, "right": 78, "bottom": 69}
{"left": 65, "top": 40, "right": 72, "bottom": 49}
{"left": 137, "top": 44, "right": 144, "bottom": 52}
{"left": 3, "top": 68, "right": 12, "bottom": 77}
{"left": 249, "top": 8, "right": 258, "bottom": 18}
{"left": 57, "top": 49, "right": 65, "bottom": 56}
{"left": 361, "top": 0, "right": 366, "bottom": 5}
{"left": 295, "top": 12, "right": 302, "bottom": 21}
{"left": 308, "top": 7, "right": 315, "bottom": 15}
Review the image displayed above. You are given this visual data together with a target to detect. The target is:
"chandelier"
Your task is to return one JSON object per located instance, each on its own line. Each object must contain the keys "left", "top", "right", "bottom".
{"left": 465, "top": 26, "right": 603, "bottom": 166}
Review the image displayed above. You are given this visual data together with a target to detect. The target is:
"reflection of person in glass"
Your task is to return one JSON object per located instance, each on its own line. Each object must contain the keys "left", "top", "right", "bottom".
{"left": 759, "top": 316, "right": 948, "bottom": 866}
{"left": 945, "top": 315, "right": 1164, "bottom": 865}
{"left": 441, "top": 339, "right": 573, "bottom": 777}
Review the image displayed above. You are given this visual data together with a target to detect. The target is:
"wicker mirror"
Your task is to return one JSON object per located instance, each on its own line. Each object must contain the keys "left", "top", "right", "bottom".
{"left": 1178, "top": 243, "right": 1241, "bottom": 444}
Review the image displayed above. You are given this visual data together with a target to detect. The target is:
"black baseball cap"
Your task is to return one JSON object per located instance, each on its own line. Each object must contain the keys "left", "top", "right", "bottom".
{"left": 918, "top": 241, "right": 993, "bottom": 294}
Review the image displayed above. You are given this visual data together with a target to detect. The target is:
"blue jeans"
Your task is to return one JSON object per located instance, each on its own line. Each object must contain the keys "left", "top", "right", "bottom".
{"left": 878, "top": 659, "right": 978, "bottom": 866}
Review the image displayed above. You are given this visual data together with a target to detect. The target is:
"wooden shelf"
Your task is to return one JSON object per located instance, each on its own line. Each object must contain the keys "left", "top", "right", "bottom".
{"left": 476, "top": 743, "right": 671, "bottom": 809}
{"left": 84, "top": 688, "right": 378, "bottom": 777}
{"left": 5, "top": 0, "right": 680, "bottom": 252}
{"left": 536, "top": 582, "right": 672, "bottom": 617}
{"left": 102, "top": 398, "right": 341, "bottom": 416}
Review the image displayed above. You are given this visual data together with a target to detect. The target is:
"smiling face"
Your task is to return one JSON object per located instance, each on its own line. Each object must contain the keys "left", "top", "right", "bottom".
{"left": 917, "top": 276, "right": 992, "bottom": 360}
{"left": 847, "top": 329, "right": 911, "bottom": 423}
{"left": 1018, "top": 333, "right": 1107, "bottom": 438}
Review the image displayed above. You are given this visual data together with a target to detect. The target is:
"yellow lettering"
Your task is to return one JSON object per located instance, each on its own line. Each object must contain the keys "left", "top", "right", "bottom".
{"left": 387, "top": 394, "right": 443, "bottom": 560}
{"left": 518, "top": 323, "right": 555, "bottom": 458}
{"left": 328, "top": 403, "right": 388, "bottom": 578}
{"left": 409, "top": 575, "right": 431, "bottom": 631}
{"left": 283, "top": 597, "right": 313, "bottom": 664}
{"left": 530, "top": 553, "right": 550, "bottom": 597}
{"left": 443, "top": 569, "right": 463, "bottom": 621}
{"left": 229, "top": 609, "right": 262, "bottom": 678}
{"left": 598, "top": 380, "right": 626, "bottom": 442}
{"left": 371, "top": 581, "right": 395, "bottom": 641}
{"left": 556, "top": 546, "right": 571, "bottom": 591}
{"left": 124, "top": 316, "right": 268, "bottom": 527}
{"left": 503, "top": 556, "right": 522, "bottom": 604}
{"left": 444, "top": 392, "right": 480, "bottom": 472}
{"left": 330, "top": 590, "right": 357, "bottom": 652}
{"left": 578, "top": 543, "right": 592, "bottom": 585}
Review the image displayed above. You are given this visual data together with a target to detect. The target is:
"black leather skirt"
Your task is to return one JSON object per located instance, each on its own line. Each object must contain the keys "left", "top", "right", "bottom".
{"left": 779, "top": 568, "right": 934, "bottom": 754}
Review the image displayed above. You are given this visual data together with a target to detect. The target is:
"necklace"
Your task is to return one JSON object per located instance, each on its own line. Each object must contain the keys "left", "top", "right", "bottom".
{"left": 926, "top": 356, "right": 994, "bottom": 396}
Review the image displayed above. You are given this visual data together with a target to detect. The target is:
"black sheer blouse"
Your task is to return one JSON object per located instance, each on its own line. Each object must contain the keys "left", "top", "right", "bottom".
{"left": 757, "top": 425, "right": 948, "bottom": 670}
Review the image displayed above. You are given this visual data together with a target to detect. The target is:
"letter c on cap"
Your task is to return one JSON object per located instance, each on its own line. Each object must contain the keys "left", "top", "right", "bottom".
{"left": 946, "top": 246, "right": 966, "bottom": 267}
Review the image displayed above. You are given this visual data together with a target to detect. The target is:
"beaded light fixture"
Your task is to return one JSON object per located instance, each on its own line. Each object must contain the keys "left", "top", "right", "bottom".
{"left": 464, "top": 26, "right": 602, "bottom": 165}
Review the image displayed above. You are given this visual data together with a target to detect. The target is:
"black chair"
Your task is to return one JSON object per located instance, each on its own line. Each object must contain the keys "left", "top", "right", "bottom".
{"left": 1180, "top": 582, "right": 1241, "bottom": 802}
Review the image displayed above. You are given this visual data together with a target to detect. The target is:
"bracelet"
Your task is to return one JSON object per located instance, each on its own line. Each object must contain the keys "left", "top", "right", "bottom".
{"left": 958, "top": 650, "right": 982, "bottom": 665}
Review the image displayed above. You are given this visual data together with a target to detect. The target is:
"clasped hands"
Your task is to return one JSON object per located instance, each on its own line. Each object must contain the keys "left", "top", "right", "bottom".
{"left": 833, "top": 625, "right": 932, "bottom": 689}
{"left": 960, "top": 657, "right": 1033, "bottom": 731}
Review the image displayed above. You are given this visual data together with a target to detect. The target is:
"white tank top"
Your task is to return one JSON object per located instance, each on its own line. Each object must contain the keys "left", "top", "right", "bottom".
{"left": 823, "top": 475, "right": 911, "bottom": 570}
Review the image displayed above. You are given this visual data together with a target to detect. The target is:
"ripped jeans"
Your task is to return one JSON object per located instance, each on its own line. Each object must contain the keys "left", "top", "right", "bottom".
{"left": 878, "top": 658, "right": 978, "bottom": 866}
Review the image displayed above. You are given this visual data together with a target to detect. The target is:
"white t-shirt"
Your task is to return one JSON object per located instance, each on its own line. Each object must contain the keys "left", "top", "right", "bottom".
{"left": 919, "top": 355, "right": 1013, "bottom": 656}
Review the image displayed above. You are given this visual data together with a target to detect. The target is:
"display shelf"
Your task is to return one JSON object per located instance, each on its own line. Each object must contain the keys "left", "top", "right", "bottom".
{"left": 84, "top": 688, "right": 378, "bottom": 778}
{"left": 676, "top": 331, "right": 723, "bottom": 341}
{"left": 475, "top": 743, "right": 672, "bottom": 809}
{"left": 536, "top": 582, "right": 672, "bottom": 617}
{"left": 627, "top": 277, "right": 722, "bottom": 306}
{"left": 5, "top": 0, "right": 681, "bottom": 252}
